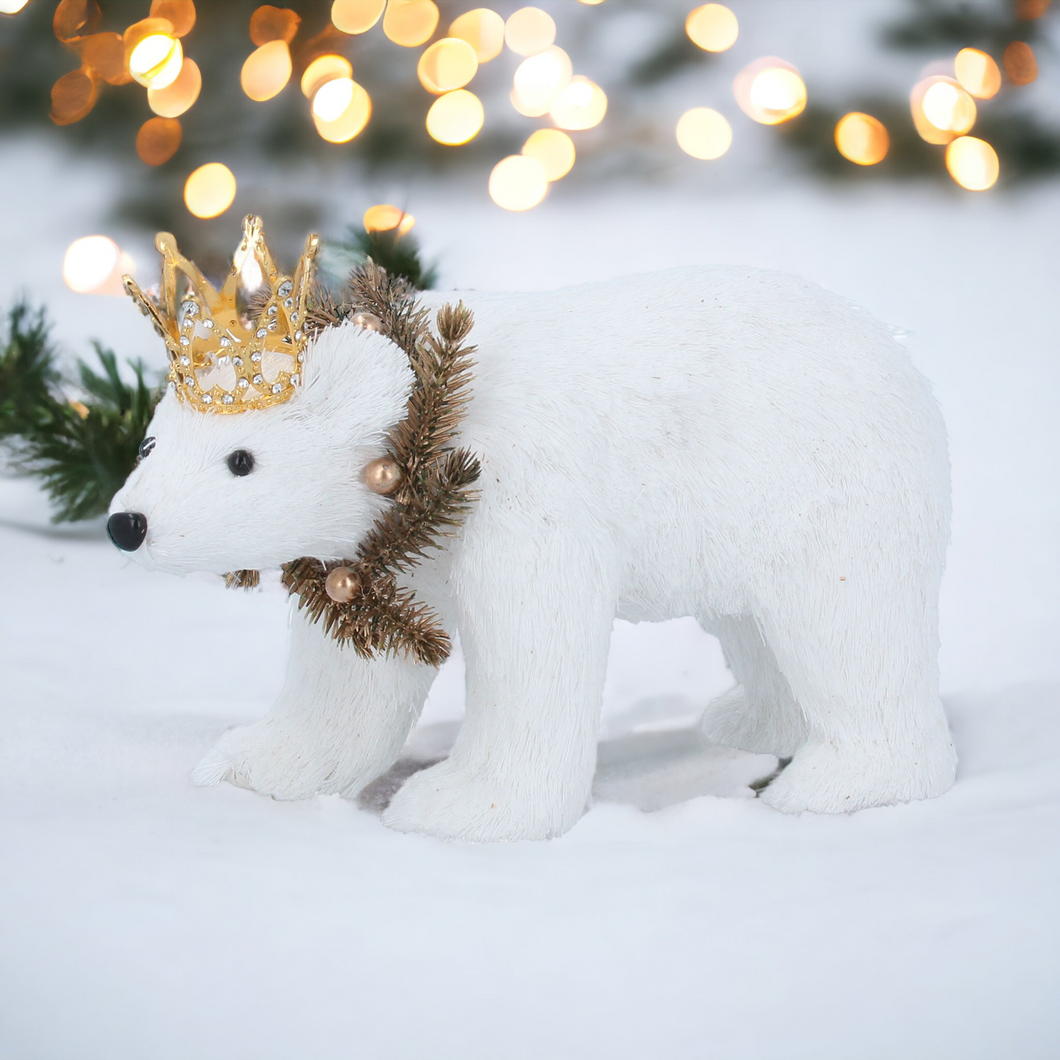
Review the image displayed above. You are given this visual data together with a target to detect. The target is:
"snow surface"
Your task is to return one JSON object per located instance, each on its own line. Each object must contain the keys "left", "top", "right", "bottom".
{"left": 3, "top": 17, "right": 1060, "bottom": 1049}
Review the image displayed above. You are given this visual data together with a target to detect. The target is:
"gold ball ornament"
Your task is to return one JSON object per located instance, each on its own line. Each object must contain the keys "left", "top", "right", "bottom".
{"left": 352, "top": 311, "right": 383, "bottom": 331}
{"left": 364, "top": 456, "right": 404, "bottom": 495}
{"left": 325, "top": 566, "right": 362, "bottom": 603}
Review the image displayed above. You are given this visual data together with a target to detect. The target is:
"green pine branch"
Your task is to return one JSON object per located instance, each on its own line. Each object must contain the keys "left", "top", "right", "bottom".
{"left": 0, "top": 302, "right": 160, "bottom": 523}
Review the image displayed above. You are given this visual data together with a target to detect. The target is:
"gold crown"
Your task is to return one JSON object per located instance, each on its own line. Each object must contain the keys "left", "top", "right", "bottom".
{"left": 123, "top": 215, "right": 319, "bottom": 414}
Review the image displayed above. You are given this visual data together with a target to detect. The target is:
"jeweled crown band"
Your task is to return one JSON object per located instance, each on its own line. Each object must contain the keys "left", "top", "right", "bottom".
{"left": 122, "top": 214, "right": 318, "bottom": 414}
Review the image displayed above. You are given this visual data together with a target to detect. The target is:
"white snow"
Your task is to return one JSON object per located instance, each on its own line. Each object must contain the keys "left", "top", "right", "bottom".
{"left": 2, "top": 24, "right": 1060, "bottom": 1051}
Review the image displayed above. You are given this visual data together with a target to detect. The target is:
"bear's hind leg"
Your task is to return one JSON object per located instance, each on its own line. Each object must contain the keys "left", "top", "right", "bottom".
{"left": 699, "top": 614, "right": 809, "bottom": 757}
{"left": 756, "top": 584, "right": 957, "bottom": 815}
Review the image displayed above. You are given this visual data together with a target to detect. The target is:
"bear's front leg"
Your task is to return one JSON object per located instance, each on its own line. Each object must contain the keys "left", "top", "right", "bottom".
{"left": 193, "top": 601, "right": 436, "bottom": 800}
{"left": 383, "top": 534, "right": 614, "bottom": 841}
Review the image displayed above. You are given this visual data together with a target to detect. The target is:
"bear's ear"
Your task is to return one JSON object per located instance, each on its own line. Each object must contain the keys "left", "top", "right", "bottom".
{"left": 296, "top": 318, "right": 414, "bottom": 432}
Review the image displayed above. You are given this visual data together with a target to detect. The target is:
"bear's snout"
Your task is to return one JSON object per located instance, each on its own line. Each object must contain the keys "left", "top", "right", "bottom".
{"left": 107, "top": 511, "right": 148, "bottom": 552}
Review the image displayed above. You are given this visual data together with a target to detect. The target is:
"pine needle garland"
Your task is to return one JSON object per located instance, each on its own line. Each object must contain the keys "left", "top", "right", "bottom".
{"left": 281, "top": 263, "right": 481, "bottom": 667}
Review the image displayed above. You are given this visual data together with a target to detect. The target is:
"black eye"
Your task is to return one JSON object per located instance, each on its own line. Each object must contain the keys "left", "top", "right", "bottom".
{"left": 138, "top": 436, "right": 156, "bottom": 460}
{"left": 227, "top": 449, "right": 255, "bottom": 476}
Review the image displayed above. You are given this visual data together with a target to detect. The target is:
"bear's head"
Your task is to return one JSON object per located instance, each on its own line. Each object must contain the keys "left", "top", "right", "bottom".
{"left": 109, "top": 319, "right": 413, "bottom": 575}
{"left": 107, "top": 217, "right": 414, "bottom": 576}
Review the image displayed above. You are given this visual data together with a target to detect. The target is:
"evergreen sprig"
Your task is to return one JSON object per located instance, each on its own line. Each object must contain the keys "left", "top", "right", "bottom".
{"left": 0, "top": 302, "right": 160, "bottom": 523}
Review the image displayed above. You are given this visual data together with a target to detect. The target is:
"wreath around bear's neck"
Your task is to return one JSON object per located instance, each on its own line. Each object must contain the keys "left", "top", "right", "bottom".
{"left": 225, "top": 262, "right": 480, "bottom": 668}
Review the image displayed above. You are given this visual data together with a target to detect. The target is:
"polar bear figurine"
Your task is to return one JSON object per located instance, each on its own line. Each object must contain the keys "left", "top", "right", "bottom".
{"left": 108, "top": 265, "right": 956, "bottom": 841}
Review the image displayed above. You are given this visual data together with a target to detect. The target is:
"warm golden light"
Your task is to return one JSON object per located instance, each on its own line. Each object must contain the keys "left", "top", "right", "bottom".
{"left": 383, "top": 0, "right": 439, "bottom": 47}
{"left": 136, "top": 116, "right": 182, "bottom": 165}
{"left": 0, "top": 0, "right": 32, "bottom": 12}
{"left": 301, "top": 55, "right": 353, "bottom": 98}
{"left": 418, "top": 38, "right": 479, "bottom": 94}
{"left": 737, "top": 62, "right": 806, "bottom": 125}
{"left": 489, "top": 155, "right": 548, "bottom": 211}
{"left": 148, "top": 56, "right": 201, "bottom": 117}
{"left": 522, "top": 128, "right": 575, "bottom": 180}
{"left": 63, "top": 236, "right": 124, "bottom": 294}
{"left": 1004, "top": 41, "right": 1038, "bottom": 85}
{"left": 504, "top": 7, "right": 556, "bottom": 57}
{"left": 910, "top": 76, "right": 975, "bottom": 144}
{"left": 675, "top": 107, "right": 732, "bottom": 160}
{"left": 954, "top": 48, "right": 1001, "bottom": 99}
{"left": 578, "top": 0, "right": 605, "bottom": 5}
{"left": 511, "top": 46, "right": 572, "bottom": 116}
{"left": 82, "top": 32, "right": 130, "bottom": 85}
{"left": 249, "top": 4, "right": 300, "bottom": 44}
{"left": 449, "top": 8, "right": 505, "bottom": 62}
{"left": 685, "top": 4, "right": 738, "bottom": 52}
{"left": 331, "top": 0, "right": 385, "bottom": 33}
{"left": 128, "top": 33, "right": 183, "bottom": 90}
{"left": 184, "top": 163, "right": 237, "bottom": 218}
{"left": 49, "top": 69, "right": 98, "bottom": 126}
{"left": 150, "top": 0, "right": 197, "bottom": 38}
{"left": 946, "top": 135, "right": 999, "bottom": 190}
{"left": 834, "top": 112, "right": 888, "bottom": 165}
{"left": 240, "top": 40, "right": 292, "bottom": 102}
{"left": 364, "top": 204, "right": 416, "bottom": 235}
{"left": 312, "top": 81, "right": 371, "bottom": 142}
{"left": 425, "top": 89, "right": 484, "bottom": 145}
{"left": 549, "top": 75, "right": 607, "bottom": 131}
{"left": 922, "top": 81, "right": 976, "bottom": 133}
{"left": 312, "top": 76, "right": 354, "bottom": 121}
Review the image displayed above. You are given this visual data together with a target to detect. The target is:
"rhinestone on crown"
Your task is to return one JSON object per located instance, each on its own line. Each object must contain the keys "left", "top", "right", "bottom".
{"left": 122, "top": 214, "right": 319, "bottom": 415}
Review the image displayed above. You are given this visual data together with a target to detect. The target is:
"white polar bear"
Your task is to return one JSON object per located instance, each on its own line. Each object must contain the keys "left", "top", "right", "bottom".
{"left": 109, "top": 266, "right": 956, "bottom": 841}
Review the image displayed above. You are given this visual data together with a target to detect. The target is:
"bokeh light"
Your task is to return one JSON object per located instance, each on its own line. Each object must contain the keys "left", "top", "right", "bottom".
{"left": 834, "top": 112, "right": 888, "bottom": 165}
{"left": 128, "top": 32, "right": 183, "bottom": 90}
{"left": 63, "top": 236, "right": 125, "bottom": 294}
{"left": 449, "top": 9, "right": 505, "bottom": 63}
{"left": 910, "top": 76, "right": 975, "bottom": 144}
{"left": 136, "top": 116, "right": 182, "bottom": 165}
{"left": 241, "top": 40, "right": 292, "bottom": 102}
{"left": 151, "top": 0, "right": 197, "bottom": 38}
{"left": 511, "top": 46, "right": 572, "bottom": 116}
{"left": 734, "top": 59, "right": 807, "bottom": 125}
{"left": 522, "top": 128, "right": 575, "bottom": 180}
{"left": 685, "top": 4, "right": 738, "bottom": 53}
{"left": 489, "top": 155, "right": 548, "bottom": 211}
{"left": 504, "top": 7, "right": 556, "bottom": 57}
{"left": 1003, "top": 41, "right": 1038, "bottom": 85}
{"left": 383, "top": 0, "right": 439, "bottom": 47}
{"left": 418, "top": 38, "right": 479, "bottom": 94}
{"left": 549, "top": 76, "right": 607, "bottom": 131}
{"left": 312, "top": 77, "right": 355, "bottom": 121}
{"left": 331, "top": 0, "right": 385, "bottom": 34}
{"left": 184, "top": 162, "right": 237, "bottom": 218}
{"left": 148, "top": 57, "right": 201, "bottom": 117}
{"left": 300, "top": 54, "right": 353, "bottom": 98}
{"left": 0, "top": 0, "right": 32, "bottom": 12}
{"left": 364, "top": 204, "right": 416, "bottom": 235}
{"left": 249, "top": 4, "right": 300, "bottom": 44}
{"left": 49, "top": 69, "right": 97, "bottom": 126}
{"left": 954, "top": 48, "right": 1001, "bottom": 99}
{"left": 239, "top": 38, "right": 290, "bottom": 101}
{"left": 675, "top": 107, "right": 732, "bottom": 160}
{"left": 945, "top": 135, "right": 999, "bottom": 190}
{"left": 426, "top": 89, "right": 484, "bottom": 145}
{"left": 81, "top": 32, "right": 130, "bottom": 86}
{"left": 312, "top": 81, "right": 371, "bottom": 142}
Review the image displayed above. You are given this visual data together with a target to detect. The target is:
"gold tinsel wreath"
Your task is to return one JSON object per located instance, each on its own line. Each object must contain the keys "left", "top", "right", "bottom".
{"left": 227, "top": 262, "right": 481, "bottom": 668}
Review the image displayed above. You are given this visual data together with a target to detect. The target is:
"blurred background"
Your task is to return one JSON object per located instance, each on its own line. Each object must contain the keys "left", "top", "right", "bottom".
{"left": 1, "top": 0, "right": 1058, "bottom": 699}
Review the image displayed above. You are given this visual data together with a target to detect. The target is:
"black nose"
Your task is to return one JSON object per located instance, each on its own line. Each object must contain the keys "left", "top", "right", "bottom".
{"left": 107, "top": 511, "right": 148, "bottom": 552}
